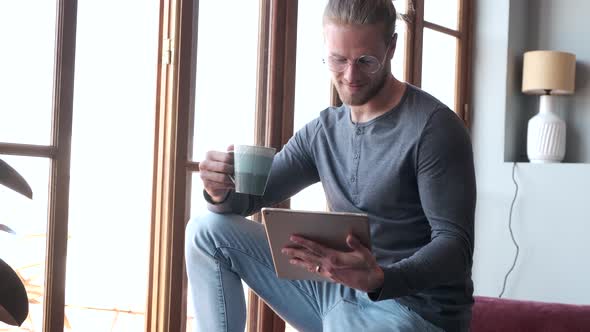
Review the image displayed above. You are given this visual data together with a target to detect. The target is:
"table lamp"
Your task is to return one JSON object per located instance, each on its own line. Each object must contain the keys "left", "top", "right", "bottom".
{"left": 522, "top": 50, "right": 576, "bottom": 163}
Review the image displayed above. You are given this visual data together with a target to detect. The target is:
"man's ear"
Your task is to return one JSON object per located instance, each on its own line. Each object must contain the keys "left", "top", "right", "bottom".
{"left": 388, "top": 33, "right": 398, "bottom": 60}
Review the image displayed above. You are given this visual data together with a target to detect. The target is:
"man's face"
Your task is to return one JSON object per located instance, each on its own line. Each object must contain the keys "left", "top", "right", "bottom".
{"left": 323, "top": 22, "right": 395, "bottom": 106}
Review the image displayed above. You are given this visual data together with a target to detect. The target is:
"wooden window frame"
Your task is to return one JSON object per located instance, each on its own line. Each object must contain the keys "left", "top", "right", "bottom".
{"left": 406, "top": 0, "right": 474, "bottom": 127}
{"left": 252, "top": 1, "right": 474, "bottom": 331}
{"left": 0, "top": 0, "right": 471, "bottom": 331}
{"left": 172, "top": 0, "right": 299, "bottom": 331}
{"left": 0, "top": 0, "right": 197, "bottom": 331}
{"left": 246, "top": 1, "right": 298, "bottom": 331}
{"left": 173, "top": 1, "right": 474, "bottom": 332}
{"left": 0, "top": 1, "right": 472, "bottom": 330}
{"left": 0, "top": 0, "right": 78, "bottom": 330}
{"left": 145, "top": 0, "right": 198, "bottom": 330}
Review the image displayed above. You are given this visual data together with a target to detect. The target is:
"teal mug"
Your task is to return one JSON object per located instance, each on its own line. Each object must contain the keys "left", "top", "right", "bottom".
{"left": 229, "top": 145, "right": 276, "bottom": 196}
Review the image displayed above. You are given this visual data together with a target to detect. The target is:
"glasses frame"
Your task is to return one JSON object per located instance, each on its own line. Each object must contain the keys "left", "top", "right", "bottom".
{"left": 323, "top": 35, "right": 395, "bottom": 74}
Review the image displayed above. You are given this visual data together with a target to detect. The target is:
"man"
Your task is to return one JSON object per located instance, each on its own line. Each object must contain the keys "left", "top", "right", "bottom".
{"left": 186, "top": 0, "right": 476, "bottom": 331}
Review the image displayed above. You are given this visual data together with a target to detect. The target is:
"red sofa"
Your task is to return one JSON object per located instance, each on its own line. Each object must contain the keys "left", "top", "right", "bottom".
{"left": 471, "top": 296, "right": 590, "bottom": 332}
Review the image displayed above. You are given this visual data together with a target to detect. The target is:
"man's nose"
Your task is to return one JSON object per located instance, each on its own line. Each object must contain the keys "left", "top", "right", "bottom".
{"left": 343, "top": 61, "right": 362, "bottom": 82}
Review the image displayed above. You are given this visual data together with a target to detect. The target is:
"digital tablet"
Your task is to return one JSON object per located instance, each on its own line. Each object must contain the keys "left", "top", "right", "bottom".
{"left": 261, "top": 207, "right": 371, "bottom": 281}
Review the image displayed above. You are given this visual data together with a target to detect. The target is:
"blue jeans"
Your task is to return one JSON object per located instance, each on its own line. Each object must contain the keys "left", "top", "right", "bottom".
{"left": 185, "top": 211, "right": 444, "bottom": 332}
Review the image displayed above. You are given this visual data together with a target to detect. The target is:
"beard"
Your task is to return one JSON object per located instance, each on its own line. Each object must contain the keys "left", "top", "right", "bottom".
{"left": 334, "top": 68, "right": 388, "bottom": 106}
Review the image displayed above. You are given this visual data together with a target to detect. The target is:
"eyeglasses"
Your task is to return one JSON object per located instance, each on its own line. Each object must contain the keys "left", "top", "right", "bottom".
{"left": 323, "top": 42, "right": 392, "bottom": 74}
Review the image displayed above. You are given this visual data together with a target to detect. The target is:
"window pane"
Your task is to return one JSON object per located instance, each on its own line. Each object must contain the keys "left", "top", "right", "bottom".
{"left": 192, "top": 2, "right": 260, "bottom": 161}
{"left": 395, "top": 0, "right": 408, "bottom": 14}
{"left": 424, "top": 0, "right": 459, "bottom": 30}
{"left": 290, "top": 0, "right": 329, "bottom": 213}
{"left": 190, "top": 0, "right": 260, "bottom": 205}
{"left": 391, "top": 21, "right": 407, "bottom": 82}
{"left": 421, "top": 28, "right": 457, "bottom": 110}
{"left": 0, "top": 2, "right": 57, "bottom": 145}
{"left": 189, "top": 2, "right": 260, "bottom": 330}
{"left": 64, "top": 0, "right": 159, "bottom": 330}
{"left": 0, "top": 155, "right": 49, "bottom": 332}
{"left": 294, "top": 0, "right": 330, "bottom": 131}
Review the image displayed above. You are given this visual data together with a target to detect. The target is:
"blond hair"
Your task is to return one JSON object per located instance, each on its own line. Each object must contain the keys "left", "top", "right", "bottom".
{"left": 323, "top": 0, "right": 398, "bottom": 42}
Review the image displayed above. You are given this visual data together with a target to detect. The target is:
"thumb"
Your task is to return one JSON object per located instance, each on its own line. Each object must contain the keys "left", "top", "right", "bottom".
{"left": 346, "top": 233, "right": 361, "bottom": 250}
{"left": 227, "top": 144, "right": 234, "bottom": 152}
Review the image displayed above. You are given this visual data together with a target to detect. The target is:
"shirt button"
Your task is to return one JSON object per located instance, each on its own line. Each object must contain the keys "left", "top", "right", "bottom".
{"left": 350, "top": 176, "right": 357, "bottom": 183}
{"left": 356, "top": 128, "right": 362, "bottom": 135}
{"left": 353, "top": 152, "right": 360, "bottom": 159}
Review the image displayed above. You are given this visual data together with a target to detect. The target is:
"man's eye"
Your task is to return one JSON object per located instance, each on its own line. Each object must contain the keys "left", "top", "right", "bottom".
{"left": 358, "top": 57, "right": 377, "bottom": 66}
{"left": 330, "top": 57, "right": 347, "bottom": 64}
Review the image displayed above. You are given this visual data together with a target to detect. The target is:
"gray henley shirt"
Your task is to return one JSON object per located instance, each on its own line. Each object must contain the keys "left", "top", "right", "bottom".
{"left": 206, "top": 84, "right": 476, "bottom": 332}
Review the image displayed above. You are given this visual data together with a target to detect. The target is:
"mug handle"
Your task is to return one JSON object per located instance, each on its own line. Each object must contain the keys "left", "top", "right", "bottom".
{"left": 227, "top": 150, "right": 235, "bottom": 184}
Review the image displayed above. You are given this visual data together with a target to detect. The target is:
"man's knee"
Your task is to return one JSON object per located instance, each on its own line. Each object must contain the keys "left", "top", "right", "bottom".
{"left": 185, "top": 211, "right": 243, "bottom": 256}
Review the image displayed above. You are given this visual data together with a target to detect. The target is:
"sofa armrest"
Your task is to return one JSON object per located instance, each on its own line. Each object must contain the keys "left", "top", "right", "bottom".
{"left": 471, "top": 296, "right": 590, "bottom": 332}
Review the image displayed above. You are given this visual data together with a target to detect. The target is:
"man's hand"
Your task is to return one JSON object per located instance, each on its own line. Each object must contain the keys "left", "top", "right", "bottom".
{"left": 282, "top": 234, "right": 384, "bottom": 293}
{"left": 199, "top": 145, "right": 235, "bottom": 203}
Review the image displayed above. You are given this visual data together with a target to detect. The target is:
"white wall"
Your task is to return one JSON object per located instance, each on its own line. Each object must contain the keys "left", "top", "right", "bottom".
{"left": 471, "top": 0, "right": 590, "bottom": 304}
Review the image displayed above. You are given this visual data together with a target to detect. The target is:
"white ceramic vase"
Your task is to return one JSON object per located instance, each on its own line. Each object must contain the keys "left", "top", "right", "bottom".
{"left": 527, "top": 94, "right": 566, "bottom": 163}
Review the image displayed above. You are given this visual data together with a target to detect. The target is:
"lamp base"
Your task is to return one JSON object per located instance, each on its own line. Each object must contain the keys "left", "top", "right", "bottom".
{"left": 530, "top": 159, "right": 561, "bottom": 164}
{"left": 527, "top": 95, "right": 566, "bottom": 163}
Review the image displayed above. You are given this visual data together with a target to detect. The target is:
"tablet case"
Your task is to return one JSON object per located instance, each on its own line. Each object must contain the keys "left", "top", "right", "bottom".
{"left": 261, "top": 207, "right": 370, "bottom": 281}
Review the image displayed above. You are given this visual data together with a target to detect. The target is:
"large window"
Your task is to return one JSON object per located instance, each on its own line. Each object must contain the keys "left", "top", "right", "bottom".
{"left": 0, "top": 156, "right": 50, "bottom": 331}
{"left": 64, "top": 0, "right": 159, "bottom": 330}
{"left": 189, "top": 1, "right": 260, "bottom": 217}
{"left": 1, "top": 0, "right": 160, "bottom": 331}
{"left": 0, "top": 1, "right": 57, "bottom": 146}
{"left": 406, "top": 0, "right": 473, "bottom": 120}
{"left": 181, "top": 1, "right": 472, "bottom": 331}
{"left": 392, "top": 0, "right": 409, "bottom": 81}
{"left": 290, "top": 0, "right": 330, "bottom": 212}
{"left": 0, "top": 1, "right": 62, "bottom": 331}
{"left": 187, "top": 1, "right": 261, "bottom": 330}
{"left": 237, "top": 0, "right": 473, "bottom": 330}
{"left": 0, "top": 0, "right": 472, "bottom": 331}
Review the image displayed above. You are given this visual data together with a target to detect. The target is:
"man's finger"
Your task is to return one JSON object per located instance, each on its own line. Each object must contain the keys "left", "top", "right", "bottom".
{"left": 346, "top": 234, "right": 361, "bottom": 249}
{"left": 205, "top": 150, "right": 234, "bottom": 163}
{"left": 346, "top": 234, "right": 372, "bottom": 257}
{"left": 289, "top": 258, "right": 316, "bottom": 273}
{"left": 322, "top": 249, "right": 376, "bottom": 271}
{"left": 289, "top": 256, "right": 340, "bottom": 282}
{"left": 282, "top": 247, "right": 320, "bottom": 265}
{"left": 200, "top": 169, "right": 234, "bottom": 184}
{"left": 203, "top": 180, "right": 233, "bottom": 191}
{"left": 200, "top": 160, "right": 234, "bottom": 174}
{"left": 290, "top": 235, "right": 326, "bottom": 257}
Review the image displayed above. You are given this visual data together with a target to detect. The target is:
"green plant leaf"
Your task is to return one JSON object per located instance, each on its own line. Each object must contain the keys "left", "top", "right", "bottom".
{"left": 0, "top": 159, "right": 33, "bottom": 199}
{"left": 0, "top": 224, "right": 16, "bottom": 234}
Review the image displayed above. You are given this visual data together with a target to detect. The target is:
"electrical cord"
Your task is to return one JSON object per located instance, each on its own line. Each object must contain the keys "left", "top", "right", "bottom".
{"left": 499, "top": 162, "right": 520, "bottom": 298}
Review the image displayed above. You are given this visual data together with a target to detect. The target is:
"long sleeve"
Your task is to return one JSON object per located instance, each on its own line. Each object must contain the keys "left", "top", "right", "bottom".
{"left": 369, "top": 108, "right": 476, "bottom": 300}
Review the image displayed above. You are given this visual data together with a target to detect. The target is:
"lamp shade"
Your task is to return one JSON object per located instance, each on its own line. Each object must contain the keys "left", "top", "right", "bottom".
{"left": 522, "top": 50, "right": 576, "bottom": 95}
